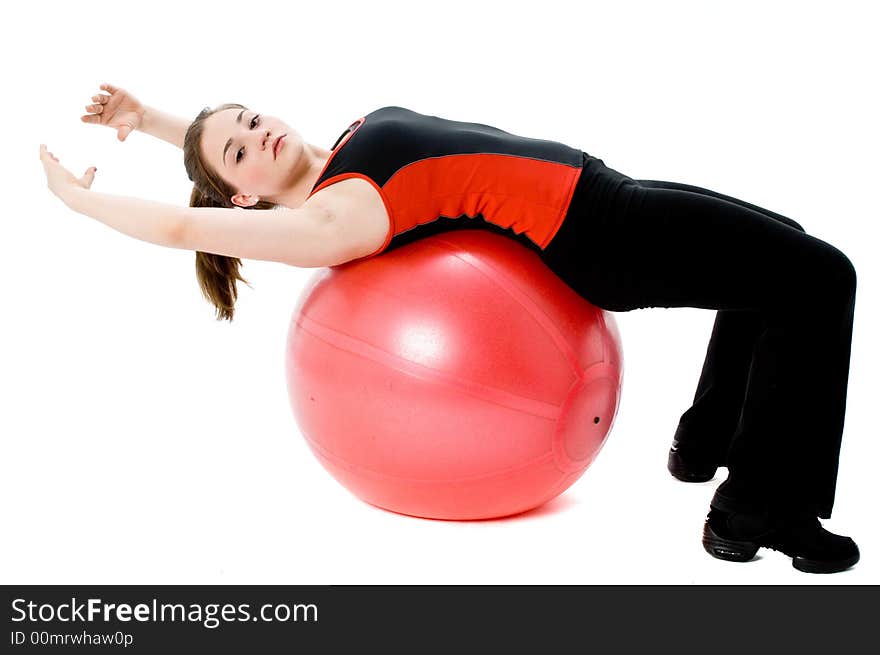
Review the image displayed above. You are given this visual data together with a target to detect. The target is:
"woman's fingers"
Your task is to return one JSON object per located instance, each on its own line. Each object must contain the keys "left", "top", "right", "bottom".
{"left": 81, "top": 114, "right": 101, "bottom": 124}
{"left": 92, "top": 94, "right": 110, "bottom": 104}
{"left": 39, "top": 144, "right": 59, "bottom": 162}
{"left": 100, "top": 83, "right": 118, "bottom": 94}
{"left": 80, "top": 166, "right": 97, "bottom": 189}
{"left": 85, "top": 103, "right": 104, "bottom": 114}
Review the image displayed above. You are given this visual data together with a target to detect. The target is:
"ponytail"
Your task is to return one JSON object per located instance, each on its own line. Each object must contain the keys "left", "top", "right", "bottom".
{"left": 189, "top": 186, "right": 252, "bottom": 322}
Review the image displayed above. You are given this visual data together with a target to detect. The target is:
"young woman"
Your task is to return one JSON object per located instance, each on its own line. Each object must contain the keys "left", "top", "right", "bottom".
{"left": 40, "top": 83, "right": 860, "bottom": 574}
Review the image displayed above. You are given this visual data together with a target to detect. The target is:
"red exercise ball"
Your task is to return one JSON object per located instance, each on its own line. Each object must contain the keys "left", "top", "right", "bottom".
{"left": 285, "top": 230, "right": 624, "bottom": 520}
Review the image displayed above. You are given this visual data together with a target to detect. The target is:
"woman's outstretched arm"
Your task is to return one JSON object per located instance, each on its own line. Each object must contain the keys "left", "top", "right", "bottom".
{"left": 139, "top": 105, "right": 189, "bottom": 149}
{"left": 41, "top": 145, "right": 345, "bottom": 268}
{"left": 66, "top": 187, "right": 340, "bottom": 266}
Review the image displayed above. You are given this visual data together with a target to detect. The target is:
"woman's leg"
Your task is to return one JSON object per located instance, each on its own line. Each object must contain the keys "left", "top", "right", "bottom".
{"left": 634, "top": 179, "right": 806, "bottom": 227}
{"left": 554, "top": 172, "right": 856, "bottom": 520}
{"left": 634, "top": 180, "right": 808, "bottom": 474}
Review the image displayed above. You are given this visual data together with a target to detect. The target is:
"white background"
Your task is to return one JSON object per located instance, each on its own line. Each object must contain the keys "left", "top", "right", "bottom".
{"left": 2, "top": 0, "right": 877, "bottom": 585}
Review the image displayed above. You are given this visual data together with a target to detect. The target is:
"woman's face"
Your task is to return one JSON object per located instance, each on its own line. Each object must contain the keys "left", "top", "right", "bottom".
{"left": 200, "top": 107, "right": 303, "bottom": 207}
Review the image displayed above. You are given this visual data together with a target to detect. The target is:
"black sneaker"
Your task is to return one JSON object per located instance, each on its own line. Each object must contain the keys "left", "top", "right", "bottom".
{"left": 667, "top": 440, "right": 721, "bottom": 483}
{"left": 702, "top": 507, "right": 860, "bottom": 573}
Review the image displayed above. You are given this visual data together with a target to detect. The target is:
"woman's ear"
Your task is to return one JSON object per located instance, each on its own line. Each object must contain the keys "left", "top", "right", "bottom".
{"left": 231, "top": 193, "right": 260, "bottom": 208}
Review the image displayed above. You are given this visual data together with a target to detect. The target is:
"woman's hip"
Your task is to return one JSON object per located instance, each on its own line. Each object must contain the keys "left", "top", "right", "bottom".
{"left": 541, "top": 156, "right": 855, "bottom": 313}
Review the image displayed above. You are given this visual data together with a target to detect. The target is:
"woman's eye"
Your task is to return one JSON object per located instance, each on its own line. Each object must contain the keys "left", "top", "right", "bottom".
{"left": 235, "top": 115, "right": 262, "bottom": 163}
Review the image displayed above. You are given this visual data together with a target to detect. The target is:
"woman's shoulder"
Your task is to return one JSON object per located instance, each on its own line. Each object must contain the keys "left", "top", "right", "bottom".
{"left": 307, "top": 177, "right": 391, "bottom": 261}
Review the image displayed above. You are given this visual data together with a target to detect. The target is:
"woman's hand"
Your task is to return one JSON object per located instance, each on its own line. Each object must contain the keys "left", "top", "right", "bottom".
{"left": 80, "top": 83, "right": 145, "bottom": 142}
{"left": 39, "top": 144, "right": 97, "bottom": 204}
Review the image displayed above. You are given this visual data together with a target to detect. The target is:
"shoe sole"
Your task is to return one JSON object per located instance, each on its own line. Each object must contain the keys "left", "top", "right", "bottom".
{"left": 667, "top": 449, "right": 718, "bottom": 483}
{"left": 791, "top": 552, "right": 860, "bottom": 574}
{"left": 702, "top": 520, "right": 860, "bottom": 573}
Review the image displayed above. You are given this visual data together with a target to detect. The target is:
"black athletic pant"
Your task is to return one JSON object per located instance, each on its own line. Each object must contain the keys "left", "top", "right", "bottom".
{"left": 542, "top": 153, "right": 857, "bottom": 519}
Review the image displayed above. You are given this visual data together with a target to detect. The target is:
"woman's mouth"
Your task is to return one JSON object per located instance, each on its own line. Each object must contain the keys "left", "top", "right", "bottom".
{"left": 273, "top": 135, "right": 285, "bottom": 159}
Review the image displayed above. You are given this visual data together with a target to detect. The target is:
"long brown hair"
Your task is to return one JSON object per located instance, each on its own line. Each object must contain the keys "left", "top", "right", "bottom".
{"left": 183, "top": 103, "right": 277, "bottom": 321}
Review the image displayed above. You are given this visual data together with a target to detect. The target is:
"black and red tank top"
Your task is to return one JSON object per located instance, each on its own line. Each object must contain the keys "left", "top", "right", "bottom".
{"left": 307, "top": 106, "right": 585, "bottom": 261}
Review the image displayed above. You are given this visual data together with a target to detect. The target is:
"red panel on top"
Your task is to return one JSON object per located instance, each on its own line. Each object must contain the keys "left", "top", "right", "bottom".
{"left": 383, "top": 153, "right": 581, "bottom": 251}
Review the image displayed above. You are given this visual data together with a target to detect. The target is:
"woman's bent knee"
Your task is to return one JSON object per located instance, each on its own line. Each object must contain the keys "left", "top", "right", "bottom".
{"left": 824, "top": 247, "right": 857, "bottom": 297}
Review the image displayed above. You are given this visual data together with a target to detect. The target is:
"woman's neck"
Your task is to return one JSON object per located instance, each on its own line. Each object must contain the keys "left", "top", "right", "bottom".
{"left": 272, "top": 143, "right": 332, "bottom": 209}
